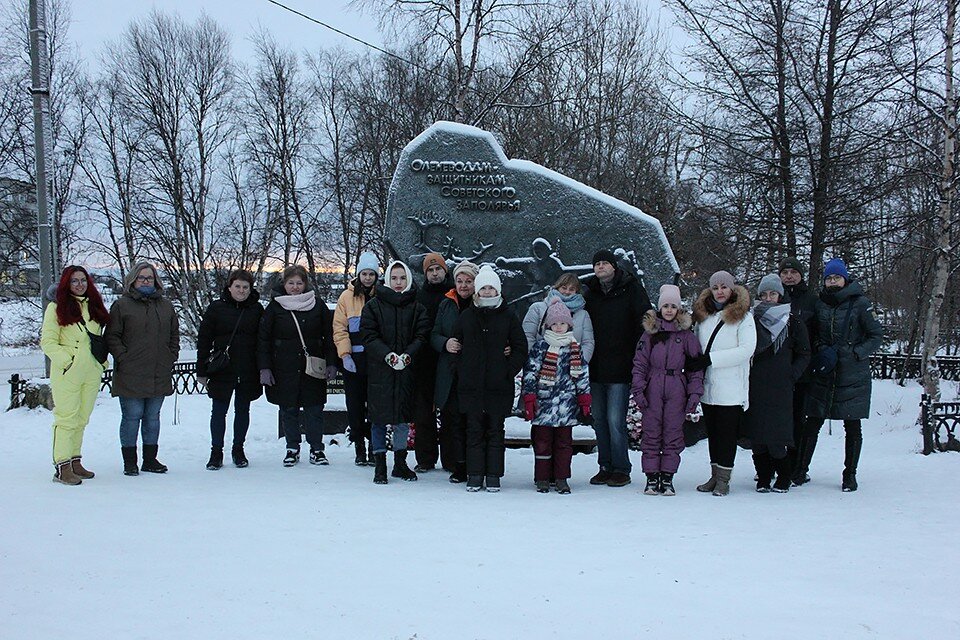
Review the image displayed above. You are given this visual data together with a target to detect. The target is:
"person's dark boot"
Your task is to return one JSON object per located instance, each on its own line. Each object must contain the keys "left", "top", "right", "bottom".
{"left": 70, "top": 457, "right": 94, "bottom": 479}
{"left": 659, "top": 472, "right": 676, "bottom": 496}
{"left": 121, "top": 446, "right": 139, "bottom": 476}
{"left": 391, "top": 450, "right": 418, "bottom": 481}
{"left": 606, "top": 472, "right": 631, "bottom": 487}
{"left": 206, "top": 447, "right": 223, "bottom": 471}
{"left": 141, "top": 445, "right": 168, "bottom": 473}
{"left": 644, "top": 473, "right": 660, "bottom": 496}
{"left": 712, "top": 466, "right": 732, "bottom": 496}
{"left": 466, "top": 475, "right": 484, "bottom": 492}
{"left": 791, "top": 435, "right": 818, "bottom": 486}
{"left": 373, "top": 452, "right": 388, "bottom": 484}
{"left": 589, "top": 469, "right": 612, "bottom": 485}
{"left": 697, "top": 463, "right": 718, "bottom": 492}
{"left": 536, "top": 480, "right": 550, "bottom": 493}
{"left": 449, "top": 462, "right": 467, "bottom": 483}
{"left": 842, "top": 434, "right": 862, "bottom": 492}
{"left": 354, "top": 439, "right": 367, "bottom": 466}
{"left": 753, "top": 452, "right": 773, "bottom": 493}
{"left": 485, "top": 475, "right": 500, "bottom": 492}
{"left": 772, "top": 456, "right": 792, "bottom": 493}
{"left": 53, "top": 460, "right": 82, "bottom": 485}
{"left": 554, "top": 478, "right": 571, "bottom": 494}
{"left": 231, "top": 445, "right": 249, "bottom": 468}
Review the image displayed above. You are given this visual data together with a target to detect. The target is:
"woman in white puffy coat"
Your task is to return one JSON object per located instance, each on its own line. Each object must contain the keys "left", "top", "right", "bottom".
{"left": 686, "top": 270, "right": 756, "bottom": 496}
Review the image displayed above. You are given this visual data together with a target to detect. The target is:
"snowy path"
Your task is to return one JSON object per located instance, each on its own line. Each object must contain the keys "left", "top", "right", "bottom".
{"left": 0, "top": 380, "right": 957, "bottom": 639}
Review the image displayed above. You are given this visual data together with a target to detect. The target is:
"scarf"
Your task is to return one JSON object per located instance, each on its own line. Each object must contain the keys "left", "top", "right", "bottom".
{"left": 275, "top": 290, "right": 317, "bottom": 312}
{"left": 754, "top": 301, "right": 791, "bottom": 354}
{"left": 538, "top": 330, "right": 583, "bottom": 386}
{"left": 546, "top": 288, "right": 586, "bottom": 313}
{"left": 474, "top": 293, "right": 502, "bottom": 308}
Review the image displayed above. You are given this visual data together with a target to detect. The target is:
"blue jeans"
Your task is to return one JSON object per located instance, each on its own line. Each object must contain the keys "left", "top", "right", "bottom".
{"left": 210, "top": 396, "right": 251, "bottom": 448}
{"left": 371, "top": 423, "right": 410, "bottom": 454}
{"left": 590, "top": 382, "right": 632, "bottom": 474}
{"left": 119, "top": 396, "right": 165, "bottom": 447}
{"left": 280, "top": 405, "right": 324, "bottom": 451}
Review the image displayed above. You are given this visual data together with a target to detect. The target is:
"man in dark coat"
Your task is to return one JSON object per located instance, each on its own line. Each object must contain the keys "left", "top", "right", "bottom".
{"left": 779, "top": 257, "right": 818, "bottom": 473}
{"left": 360, "top": 260, "right": 431, "bottom": 484}
{"left": 744, "top": 274, "right": 810, "bottom": 492}
{"left": 796, "top": 259, "right": 884, "bottom": 492}
{"left": 196, "top": 270, "right": 264, "bottom": 469}
{"left": 582, "top": 249, "right": 652, "bottom": 487}
{"left": 412, "top": 252, "right": 453, "bottom": 472}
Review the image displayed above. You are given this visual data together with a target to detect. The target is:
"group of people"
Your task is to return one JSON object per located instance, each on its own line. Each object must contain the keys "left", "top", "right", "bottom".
{"left": 41, "top": 249, "right": 882, "bottom": 495}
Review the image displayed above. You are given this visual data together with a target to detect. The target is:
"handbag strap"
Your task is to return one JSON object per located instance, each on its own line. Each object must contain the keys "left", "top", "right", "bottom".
{"left": 704, "top": 319, "right": 724, "bottom": 355}
{"left": 290, "top": 311, "right": 309, "bottom": 354}
{"left": 832, "top": 300, "right": 856, "bottom": 346}
{"left": 223, "top": 308, "right": 245, "bottom": 351}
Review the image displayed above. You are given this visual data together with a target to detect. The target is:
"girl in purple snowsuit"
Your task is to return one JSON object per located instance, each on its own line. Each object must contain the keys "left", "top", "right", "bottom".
{"left": 630, "top": 285, "right": 704, "bottom": 496}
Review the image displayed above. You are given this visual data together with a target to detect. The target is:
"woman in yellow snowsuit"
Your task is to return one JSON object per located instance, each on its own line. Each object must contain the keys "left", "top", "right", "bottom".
{"left": 40, "top": 266, "right": 111, "bottom": 485}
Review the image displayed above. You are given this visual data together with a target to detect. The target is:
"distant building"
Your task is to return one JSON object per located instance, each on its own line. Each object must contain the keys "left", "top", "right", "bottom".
{"left": 0, "top": 178, "right": 39, "bottom": 297}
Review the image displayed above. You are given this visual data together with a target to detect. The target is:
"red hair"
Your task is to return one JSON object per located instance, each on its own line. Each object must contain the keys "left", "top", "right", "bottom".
{"left": 55, "top": 266, "right": 111, "bottom": 327}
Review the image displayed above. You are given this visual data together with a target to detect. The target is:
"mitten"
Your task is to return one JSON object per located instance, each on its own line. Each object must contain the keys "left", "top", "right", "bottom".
{"left": 684, "top": 353, "right": 712, "bottom": 372}
{"left": 577, "top": 393, "right": 592, "bottom": 417}
{"left": 385, "top": 352, "right": 401, "bottom": 368}
{"left": 197, "top": 376, "right": 208, "bottom": 388}
{"left": 259, "top": 369, "right": 275, "bottom": 386}
{"left": 342, "top": 354, "right": 357, "bottom": 373}
{"left": 325, "top": 365, "right": 339, "bottom": 380}
{"left": 523, "top": 393, "right": 537, "bottom": 421}
{"left": 400, "top": 353, "right": 412, "bottom": 367}
{"left": 685, "top": 395, "right": 701, "bottom": 416}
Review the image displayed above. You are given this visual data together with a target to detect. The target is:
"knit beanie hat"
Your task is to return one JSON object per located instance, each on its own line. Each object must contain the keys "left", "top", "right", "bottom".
{"left": 453, "top": 259, "right": 479, "bottom": 279}
{"left": 474, "top": 265, "right": 501, "bottom": 294}
{"left": 592, "top": 249, "right": 618, "bottom": 266}
{"left": 355, "top": 251, "right": 380, "bottom": 277}
{"left": 544, "top": 298, "right": 574, "bottom": 327}
{"left": 658, "top": 284, "right": 682, "bottom": 308}
{"left": 422, "top": 252, "right": 448, "bottom": 274}
{"left": 778, "top": 257, "right": 804, "bottom": 276}
{"left": 823, "top": 258, "right": 849, "bottom": 282}
{"left": 757, "top": 273, "right": 784, "bottom": 297}
{"left": 709, "top": 270, "right": 735, "bottom": 290}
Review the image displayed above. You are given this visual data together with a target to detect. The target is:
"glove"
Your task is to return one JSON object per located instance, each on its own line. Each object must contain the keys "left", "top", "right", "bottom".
{"left": 685, "top": 353, "right": 712, "bottom": 372}
{"left": 342, "top": 354, "right": 357, "bottom": 373}
{"left": 685, "top": 396, "right": 701, "bottom": 415}
{"left": 259, "top": 369, "right": 275, "bottom": 386}
{"left": 523, "top": 393, "right": 537, "bottom": 421}
{"left": 577, "top": 393, "right": 592, "bottom": 417}
{"left": 325, "top": 365, "right": 339, "bottom": 380}
{"left": 400, "top": 353, "right": 412, "bottom": 367}
{"left": 197, "top": 376, "right": 208, "bottom": 388}
{"left": 385, "top": 352, "right": 401, "bottom": 368}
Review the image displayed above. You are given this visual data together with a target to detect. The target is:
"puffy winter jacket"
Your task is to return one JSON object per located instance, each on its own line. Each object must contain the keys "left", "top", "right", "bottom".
{"left": 431, "top": 290, "right": 472, "bottom": 411}
{"left": 332, "top": 280, "right": 373, "bottom": 359}
{"left": 693, "top": 286, "right": 757, "bottom": 408}
{"left": 805, "top": 281, "right": 884, "bottom": 420}
{"left": 454, "top": 302, "right": 528, "bottom": 416}
{"left": 360, "top": 284, "right": 431, "bottom": 424}
{"left": 631, "top": 309, "right": 704, "bottom": 413}
{"left": 522, "top": 337, "right": 591, "bottom": 427}
{"left": 41, "top": 299, "right": 108, "bottom": 385}
{"left": 582, "top": 269, "right": 651, "bottom": 383}
{"left": 196, "top": 289, "right": 264, "bottom": 403}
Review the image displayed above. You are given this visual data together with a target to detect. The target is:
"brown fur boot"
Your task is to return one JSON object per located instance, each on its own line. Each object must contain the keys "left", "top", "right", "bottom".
{"left": 71, "top": 457, "right": 95, "bottom": 479}
{"left": 53, "top": 460, "right": 82, "bottom": 485}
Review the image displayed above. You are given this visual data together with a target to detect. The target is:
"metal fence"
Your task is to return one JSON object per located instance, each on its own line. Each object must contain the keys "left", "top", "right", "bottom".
{"left": 920, "top": 394, "right": 960, "bottom": 454}
{"left": 870, "top": 353, "right": 960, "bottom": 381}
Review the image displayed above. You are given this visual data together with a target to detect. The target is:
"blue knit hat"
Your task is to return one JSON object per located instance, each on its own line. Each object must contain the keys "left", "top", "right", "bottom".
{"left": 823, "top": 258, "right": 849, "bottom": 282}
{"left": 355, "top": 251, "right": 380, "bottom": 277}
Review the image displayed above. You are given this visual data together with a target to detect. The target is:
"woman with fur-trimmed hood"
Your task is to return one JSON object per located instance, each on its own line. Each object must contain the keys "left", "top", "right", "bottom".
{"left": 686, "top": 271, "right": 757, "bottom": 496}
{"left": 630, "top": 285, "right": 704, "bottom": 496}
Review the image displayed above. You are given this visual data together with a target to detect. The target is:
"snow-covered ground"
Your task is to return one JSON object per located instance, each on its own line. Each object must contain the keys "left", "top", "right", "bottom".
{"left": 1, "top": 378, "right": 957, "bottom": 639}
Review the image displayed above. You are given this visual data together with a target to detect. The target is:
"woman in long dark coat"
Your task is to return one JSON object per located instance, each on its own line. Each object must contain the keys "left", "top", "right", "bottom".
{"left": 743, "top": 274, "right": 810, "bottom": 493}
{"left": 796, "top": 259, "right": 883, "bottom": 492}
{"left": 360, "top": 260, "right": 431, "bottom": 485}
{"left": 257, "top": 265, "right": 337, "bottom": 467}
{"left": 455, "top": 266, "right": 528, "bottom": 492}
{"left": 196, "top": 269, "right": 264, "bottom": 470}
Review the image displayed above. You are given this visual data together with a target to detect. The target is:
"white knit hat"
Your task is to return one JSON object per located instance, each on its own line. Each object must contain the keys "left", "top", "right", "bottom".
{"left": 474, "top": 266, "right": 501, "bottom": 294}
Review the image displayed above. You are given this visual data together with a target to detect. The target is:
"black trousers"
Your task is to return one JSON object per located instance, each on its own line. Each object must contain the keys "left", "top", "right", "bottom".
{"left": 438, "top": 403, "right": 465, "bottom": 471}
{"left": 804, "top": 417, "right": 863, "bottom": 472}
{"left": 466, "top": 411, "right": 506, "bottom": 478}
{"left": 342, "top": 369, "right": 370, "bottom": 443}
{"left": 413, "top": 364, "right": 440, "bottom": 467}
{"left": 702, "top": 404, "right": 743, "bottom": 468}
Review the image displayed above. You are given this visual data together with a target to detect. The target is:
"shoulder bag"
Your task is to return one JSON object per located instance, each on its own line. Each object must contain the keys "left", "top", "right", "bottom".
{"left": 291, "top": 312, "right": 327, "bottom": 380}
{"left": 205, "top": 309, "right": 245, "bottom": 375}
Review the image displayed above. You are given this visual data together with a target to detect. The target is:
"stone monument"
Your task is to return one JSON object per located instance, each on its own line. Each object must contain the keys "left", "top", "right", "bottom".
{"left": 384, "top": 121, "right": 679, "bottom": 306}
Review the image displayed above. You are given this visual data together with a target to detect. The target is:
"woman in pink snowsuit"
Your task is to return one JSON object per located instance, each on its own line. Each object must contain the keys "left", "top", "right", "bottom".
{"left": 631, "top": 285, "right": 704, "bottom": 495}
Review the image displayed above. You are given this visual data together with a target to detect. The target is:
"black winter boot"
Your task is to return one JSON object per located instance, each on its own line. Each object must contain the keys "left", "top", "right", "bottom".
{"left": 644, "top": 473, "right": 660, "bottom": 496}
{"left": 659, "top": 472, "right": 676, "bottom": 496}
{"left": 772, "top": 456, "right": 792, "bottom": 492}
{"left": 354, "top": 439, "right": 368, "bottom": 466}
{"left": 791, "top": 435, "right": 818, "bottom": 486}
{"left": 206, "top": 447, "right": 223, "bottom": 471}
{"left": 141, "top": 445, "right": 168, "bottom": 473}
{"left": 391, "top": 450, "right": 418, "bottom": 481}
{"left": 753, "top": 452, "right": 774, "bottom": 493}
{"left": 373, "top": 452, "right": 388, "bottom": 484}
{"left": 842, "top": 435, "right": 862, "bottom": 492}
{"left": 232, "top": 445, "right": 249, "bottom": 468}
{"left": 485, "top": 475, "right": 500, "bottom": 492}
{"left": 121, "top": 446, "right": 139, "bottom": 476}
{"left": 449, "top": 462, "right": 467, "bottom": 484}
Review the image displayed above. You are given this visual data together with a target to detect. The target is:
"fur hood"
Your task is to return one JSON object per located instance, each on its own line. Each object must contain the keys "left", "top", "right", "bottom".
{"left": 693, "top": 285, "right": 751, "bottom": 324}
{"left": 642, "top": 308, "right": 692, "bottom": 334}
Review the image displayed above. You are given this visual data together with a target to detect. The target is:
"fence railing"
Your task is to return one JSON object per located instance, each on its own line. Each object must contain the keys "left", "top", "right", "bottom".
{"left": 920, "top": 394, "right": 960, "bottom": 454}
{"left": 870, "top": 353, "right": 960, "bottom": 381}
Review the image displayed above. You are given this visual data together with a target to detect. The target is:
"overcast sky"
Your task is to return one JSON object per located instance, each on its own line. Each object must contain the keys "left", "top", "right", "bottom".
{"left": 64, "top": 0, "right": 683, "bottom": 67}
